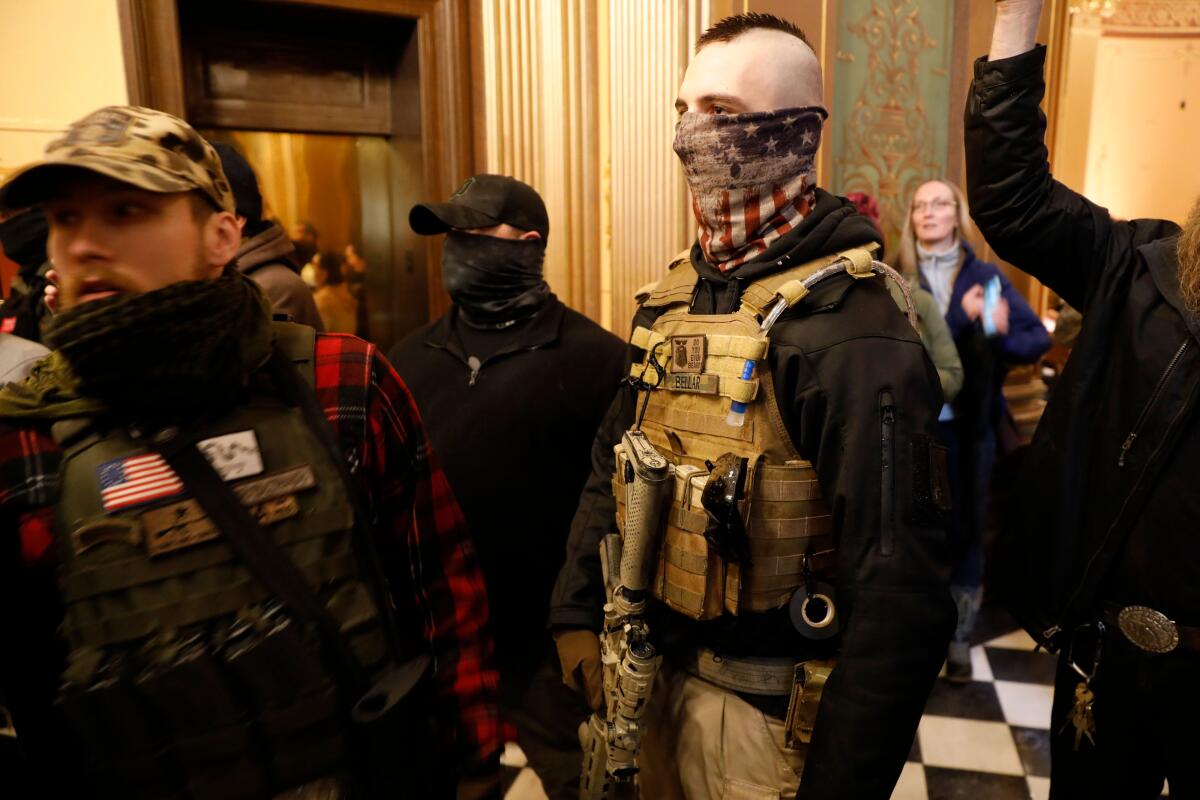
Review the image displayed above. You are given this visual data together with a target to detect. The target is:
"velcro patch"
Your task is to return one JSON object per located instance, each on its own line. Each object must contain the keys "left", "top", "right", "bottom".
{"left": 666, "top": 373, "right": 720, "bottom": 395}
{"left": 670, "top": 335, "right": 707, "bottom": 373}
{"left": 910, "top": 434, "right": 952, "bottom": 522}
{"left": 253, "top": 494, "right": 300, "bottom": 525}
{"left": 97, "top": 453, "right": 184, "bottom": 513}
{"left": 197, "top": 430, "right": 264, "bottom": 481}
{"left": 232, "top": 465, "right": 317, "bottom": 506}
{"left": 72, "top": 517, "right": 143, "bottom": 555}
{"left": 143, "top": 499, "right": 219, "bottom": 556}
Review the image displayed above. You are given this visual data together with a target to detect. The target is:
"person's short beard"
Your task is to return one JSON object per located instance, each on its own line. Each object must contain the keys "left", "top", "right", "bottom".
{"left": 1177, "top": 196, "right": 1200, "bottom": 316}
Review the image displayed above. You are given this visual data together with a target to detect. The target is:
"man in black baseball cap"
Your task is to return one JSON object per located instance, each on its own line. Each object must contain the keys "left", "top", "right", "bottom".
{"left": 388, "top": 174, "right": 625, "bottom": 798}
{"left": 409, "top": 173, "right": 550, "bottom": 239}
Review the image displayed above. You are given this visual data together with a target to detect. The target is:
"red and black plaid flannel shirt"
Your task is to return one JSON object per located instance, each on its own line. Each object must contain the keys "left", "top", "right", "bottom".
{"left": 2, "top": 333, "right": 508, "bottom": 770}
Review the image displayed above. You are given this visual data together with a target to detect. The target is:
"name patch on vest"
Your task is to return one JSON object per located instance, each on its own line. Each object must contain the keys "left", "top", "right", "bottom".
{"left": 232, "top": 465, "right": 317, "bottom": 506}
{"left": 670, "top": 335, "right": 707, "bottom": 373}
{"left": 667, "top": 373, "right": 720, "bottom": 394}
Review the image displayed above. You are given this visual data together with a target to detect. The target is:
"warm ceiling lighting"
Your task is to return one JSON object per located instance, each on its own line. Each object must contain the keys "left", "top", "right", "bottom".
{"left": 1069, "top": 0, "right": 1119, "bottom": 18}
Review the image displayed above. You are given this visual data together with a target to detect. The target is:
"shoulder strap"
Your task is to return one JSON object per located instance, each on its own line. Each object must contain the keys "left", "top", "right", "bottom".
{"left": 147, "top": 346, "right": 429, "bottom": 720}
{"left": 148, "top": 419, "right": 370, "bottom": 694}
{"left": 739, "top": 245, "right": 878, "bottom": 319}
{"left": 263, "top": 348, "right": 431, "bottom": 720}
{"left": 639, "top": 249, "right": 697, "bottom": 308}
{"left": 271, "top": 320, "right": 316, "bottom": 387}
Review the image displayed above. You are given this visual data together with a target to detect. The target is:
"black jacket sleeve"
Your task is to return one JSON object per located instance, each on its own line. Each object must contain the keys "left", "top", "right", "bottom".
{"left": 548, "top": 347, "right": 639, "bottom": 631}
{"left": 778, "top": 280, "right": 956, "bottom": 799}
{"left": 965, "top": 46, "right": 1177, "bottom": 312}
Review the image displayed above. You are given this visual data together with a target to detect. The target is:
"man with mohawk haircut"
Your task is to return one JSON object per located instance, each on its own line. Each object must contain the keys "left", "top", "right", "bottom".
{"left": 551, "top": 13, "right": 953, "bottom": 800}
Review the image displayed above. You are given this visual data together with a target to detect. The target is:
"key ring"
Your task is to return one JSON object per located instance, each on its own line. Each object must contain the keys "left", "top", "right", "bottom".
{"left": 794, "top": 551, "right": 837, "bottom": 632}
{"left": 1066, "top": 621, "right": 1105, "bottom": 682}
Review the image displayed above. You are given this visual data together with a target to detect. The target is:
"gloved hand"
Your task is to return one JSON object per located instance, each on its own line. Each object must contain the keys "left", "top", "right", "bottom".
{"left": 554, "top": 628, "right": 604, "bottom": 713}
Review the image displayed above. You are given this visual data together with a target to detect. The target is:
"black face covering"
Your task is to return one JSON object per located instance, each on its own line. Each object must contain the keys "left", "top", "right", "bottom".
{"left": 442, "top": 230, "right": 550, "bottom": 327}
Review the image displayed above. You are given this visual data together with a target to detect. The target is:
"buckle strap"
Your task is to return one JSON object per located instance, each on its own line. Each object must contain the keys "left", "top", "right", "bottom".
{"left": 686, "top": 647, "right": 796, "bottom": 696}
{"left": 1100, "top": 604, "right": 1200, "bottom": 654}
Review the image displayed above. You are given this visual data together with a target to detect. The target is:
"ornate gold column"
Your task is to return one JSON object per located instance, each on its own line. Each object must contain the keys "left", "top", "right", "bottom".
{"left": 477, "top": 0, "right": 717, "bottom": 332}
{"left": 602, "top": 0, "right": 699, "bottom": 330}
{"left": 479, "top": 0, "right": 604, "bottom": 321}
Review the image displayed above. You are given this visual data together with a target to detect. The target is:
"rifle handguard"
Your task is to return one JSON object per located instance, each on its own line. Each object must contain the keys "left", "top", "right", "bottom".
{"left": 618, "top": 430, "right": 671, "bottom": 596}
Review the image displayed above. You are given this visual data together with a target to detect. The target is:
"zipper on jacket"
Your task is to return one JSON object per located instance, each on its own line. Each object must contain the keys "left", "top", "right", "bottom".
{"left": 467, "top": 356, "right": 481, "bottom": 387}
{"left": 880, "top": 390, "right": 897, "bottom": 557}
{"left": 1118, "top": 339, "right": 1189, "bottom": 467}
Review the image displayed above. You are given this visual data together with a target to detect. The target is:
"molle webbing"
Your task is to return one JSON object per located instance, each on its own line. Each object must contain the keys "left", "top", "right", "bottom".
{"left": 53, "top": 403, "right": 357, "bottom": 650}
{"left": 615, "top": 455, "right": 834, "bottom": 618}
{"left": 44, "top": 322, "right": 395, "bottom": 799}
{"left": 615, "top": 251, "right": 866, "bottom": 620}
{"left": 51, "top": 323, "right": 353, "bottom": 650}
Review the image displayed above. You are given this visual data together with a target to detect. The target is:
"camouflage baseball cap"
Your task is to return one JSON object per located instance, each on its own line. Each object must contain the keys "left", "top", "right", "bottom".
{"left": 0, "top": 105, "right": 234, "bottom": 213}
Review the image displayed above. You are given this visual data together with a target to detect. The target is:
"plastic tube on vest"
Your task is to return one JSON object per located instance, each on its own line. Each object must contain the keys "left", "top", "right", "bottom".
{"left": 727, "top": 299, "right": 789, "bottom": 427}
{"left": 726, "top": 360, "right": 756, "bottom": 427}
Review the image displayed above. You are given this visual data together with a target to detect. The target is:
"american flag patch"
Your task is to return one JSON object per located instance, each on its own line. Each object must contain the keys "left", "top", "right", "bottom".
{"left": 97, "top": 453, "right": 185, "bottom": 513}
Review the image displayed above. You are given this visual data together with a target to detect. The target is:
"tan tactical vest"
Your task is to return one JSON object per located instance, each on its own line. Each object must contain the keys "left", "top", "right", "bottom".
{"left": 613, "top": 247, "right": 878, "bottom": 621}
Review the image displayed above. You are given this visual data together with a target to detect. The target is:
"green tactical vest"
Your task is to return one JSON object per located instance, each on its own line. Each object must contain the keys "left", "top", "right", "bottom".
{"left": 47, "top": 322, "right": 388, "bottom": 798}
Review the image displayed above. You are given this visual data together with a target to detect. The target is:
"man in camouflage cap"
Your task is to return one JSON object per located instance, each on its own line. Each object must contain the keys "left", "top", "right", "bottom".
{"left": 0, "top": 105, "right": 506, "bottom": 799}
{"left": 0, "top": 106, "right": 237, "bottom": 308}
{"left": 1, "top": 105, "right": 234, "bottom": 213}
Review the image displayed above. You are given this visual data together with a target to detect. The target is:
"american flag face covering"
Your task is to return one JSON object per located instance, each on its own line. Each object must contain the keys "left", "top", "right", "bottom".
{"left": 673, "top": 106, "right": 827, "bottom": 271}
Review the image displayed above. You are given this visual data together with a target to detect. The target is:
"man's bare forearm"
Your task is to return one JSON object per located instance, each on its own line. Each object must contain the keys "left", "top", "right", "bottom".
{"left": 990, "top": 0, "right": 1044, "bottom": 61}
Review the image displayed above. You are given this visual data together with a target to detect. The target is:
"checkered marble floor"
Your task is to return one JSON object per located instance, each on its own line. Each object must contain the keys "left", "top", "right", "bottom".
{"left": 894, "top": 612, "right": 1170, "bottom": 800}
{"left": 502, "top": 612, "right": 1171, "bottom": 799}
{"left": 893, "top": 626, "right": 1061, "bottom": 800}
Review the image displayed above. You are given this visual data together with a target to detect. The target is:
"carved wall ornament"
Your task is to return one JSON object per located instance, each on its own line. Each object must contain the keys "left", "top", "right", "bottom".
{"left": 837, "top": 0, "right": 942, "bottom": 247}
{"left": 1104, "top": 0, "right": 1200, "bottom": 30}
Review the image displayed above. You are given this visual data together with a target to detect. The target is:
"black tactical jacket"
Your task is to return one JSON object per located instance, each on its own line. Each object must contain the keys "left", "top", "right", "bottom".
{"left": 549, "top": 190, "right": 955, "bottom": 799}
{"left": 966, "top": 47, "right": 1200, "bottom": 642}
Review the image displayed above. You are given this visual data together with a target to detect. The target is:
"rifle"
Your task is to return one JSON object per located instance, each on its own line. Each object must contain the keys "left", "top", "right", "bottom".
{"left": 579, "top": 430, "right": 670, "bottom": 799}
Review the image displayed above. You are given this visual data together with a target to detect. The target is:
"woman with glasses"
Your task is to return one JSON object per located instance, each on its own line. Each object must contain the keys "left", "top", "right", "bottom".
{"left": 897, "top": 179, "right": 1051, "bottom": 682}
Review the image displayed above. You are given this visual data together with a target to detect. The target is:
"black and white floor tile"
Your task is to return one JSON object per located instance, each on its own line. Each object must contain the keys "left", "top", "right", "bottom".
{"left": 501, "top": 607, "right": 1171, "bottom": 799}
{"left": 891, "top": 624, "right": 1058, "bottom": 800}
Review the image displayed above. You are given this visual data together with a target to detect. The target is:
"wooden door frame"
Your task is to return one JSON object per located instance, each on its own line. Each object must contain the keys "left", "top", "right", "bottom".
{"left": 116, "top": 0, "right": 478, "bottom": 319}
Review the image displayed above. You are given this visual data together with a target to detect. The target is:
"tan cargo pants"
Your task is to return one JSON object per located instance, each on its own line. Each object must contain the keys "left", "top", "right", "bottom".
{"left": 638, "top": 667, "right": 807, "bottom": 800}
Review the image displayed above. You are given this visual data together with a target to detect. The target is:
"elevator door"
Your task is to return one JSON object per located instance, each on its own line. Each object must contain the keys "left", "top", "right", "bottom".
{"left": 181, "top": 0, "right": 427, "bottom": 350}
{"left": 201, "top": 129, "right": 423, "bottom": 348}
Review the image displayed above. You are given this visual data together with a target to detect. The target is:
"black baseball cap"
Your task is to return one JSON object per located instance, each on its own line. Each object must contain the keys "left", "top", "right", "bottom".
{"left": 410, "top": 174, "right": 549, "bottom": 238}
{"left": 211, "top": 142, "right": 263, "bottom": 222}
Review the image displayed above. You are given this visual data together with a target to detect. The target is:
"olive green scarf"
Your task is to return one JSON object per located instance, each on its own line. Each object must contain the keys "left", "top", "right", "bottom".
{"left": 0, "top": 269, "right": 274, "bottom": 424}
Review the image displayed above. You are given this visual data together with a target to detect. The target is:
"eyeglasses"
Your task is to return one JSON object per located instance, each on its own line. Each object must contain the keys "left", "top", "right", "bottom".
{"left": 912, "top": 199, "right": 957, "bottom": 214}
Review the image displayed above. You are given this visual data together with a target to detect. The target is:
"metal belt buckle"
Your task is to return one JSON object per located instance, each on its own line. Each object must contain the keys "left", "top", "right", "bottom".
{"left": 1117, "top": 605, "right": 1179, "bottom": 654}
